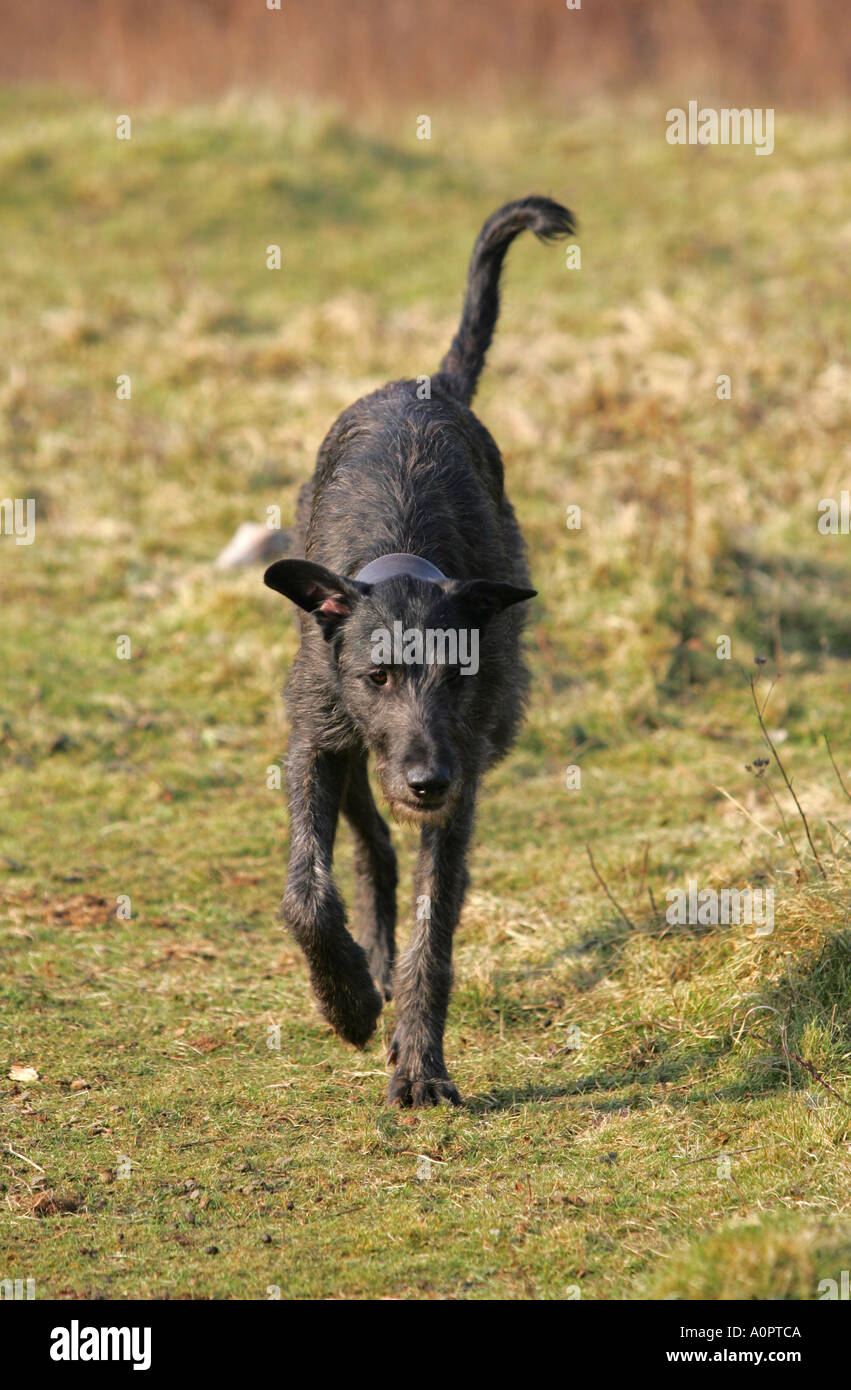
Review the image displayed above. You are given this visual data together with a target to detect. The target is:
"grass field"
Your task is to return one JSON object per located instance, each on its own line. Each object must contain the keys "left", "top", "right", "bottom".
{"left": 1, "top": 90, "right": 850, "bottom": 1300}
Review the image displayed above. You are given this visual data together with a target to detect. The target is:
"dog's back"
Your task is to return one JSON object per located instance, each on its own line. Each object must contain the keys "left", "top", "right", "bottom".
{"left": 301, "top": 384, "right": 513, "bottom": 577}
{"left": 296, "top": 196, "right": 575, "bottom": 581}
{"left": 292, "top": 196, "right": 576, "bottom": 757}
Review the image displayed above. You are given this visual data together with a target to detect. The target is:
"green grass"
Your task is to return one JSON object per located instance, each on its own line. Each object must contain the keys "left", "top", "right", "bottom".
{"left": 1, "top": 90, "right": 850, "bottom": 1300}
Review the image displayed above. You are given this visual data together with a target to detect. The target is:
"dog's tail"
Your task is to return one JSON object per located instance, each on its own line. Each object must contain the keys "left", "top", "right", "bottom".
{"left": 437, "top": 196, "right": 576, "bottom": 406}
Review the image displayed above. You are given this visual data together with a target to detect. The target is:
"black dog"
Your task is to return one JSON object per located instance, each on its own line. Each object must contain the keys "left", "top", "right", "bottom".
{"left": 264, "top": 197, "right": 575, "bottom": 1106}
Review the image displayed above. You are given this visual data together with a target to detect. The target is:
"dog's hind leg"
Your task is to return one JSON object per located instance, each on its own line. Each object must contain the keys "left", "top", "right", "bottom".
{"left": 342, "top": 752, "right": 397, "bottom": 1001}
{"left": 283, "top": 734, "right": 383, "bottom": 1047}
{"left": 387, "top": 788, "right": 476, "bottom": 1107}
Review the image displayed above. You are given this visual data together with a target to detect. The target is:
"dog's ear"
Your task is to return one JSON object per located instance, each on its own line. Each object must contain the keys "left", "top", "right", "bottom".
{"left": 445, "top": 579, "right": 537, "bottom": 620}
{"left": 264, "top": 559, "right": 368, "bottom": 640}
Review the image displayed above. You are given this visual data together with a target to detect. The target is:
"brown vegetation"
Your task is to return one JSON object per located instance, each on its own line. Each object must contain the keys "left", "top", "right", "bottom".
{"left": 2, "top": 0, "right": 849, "bottom": 109}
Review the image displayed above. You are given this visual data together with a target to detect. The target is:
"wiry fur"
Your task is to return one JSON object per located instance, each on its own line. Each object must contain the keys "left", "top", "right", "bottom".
{"left": 264, "top": 197, "right": 575, "bottom": 1106}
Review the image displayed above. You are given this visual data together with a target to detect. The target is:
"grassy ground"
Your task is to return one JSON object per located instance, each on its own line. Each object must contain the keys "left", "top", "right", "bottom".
{"left": 1, "top": 90, "right": 850, "bottom": 1300}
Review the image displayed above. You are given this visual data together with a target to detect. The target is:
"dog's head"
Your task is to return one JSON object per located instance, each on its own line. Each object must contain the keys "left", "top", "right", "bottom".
{"left": 265, "top": 558, "right": 535, "bottom": 825}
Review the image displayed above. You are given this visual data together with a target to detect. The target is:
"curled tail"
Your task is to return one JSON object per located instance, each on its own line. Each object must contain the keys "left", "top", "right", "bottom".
{"left": 437, "top": 196, "right": 576, "bottom": 406}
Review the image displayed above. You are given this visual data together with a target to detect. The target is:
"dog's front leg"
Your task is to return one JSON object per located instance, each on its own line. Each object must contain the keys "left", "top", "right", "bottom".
{"left": 283, "top": 735, "right": 383, "bottom": 1047}
{"left": 342, "top": 752, "right": 398, "bottom": 1001}
{"left": 388, "top": 791, "right": 476, "bottom": 1107}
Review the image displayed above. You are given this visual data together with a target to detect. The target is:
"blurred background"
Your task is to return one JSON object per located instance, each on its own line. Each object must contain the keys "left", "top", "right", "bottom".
{"left": 3, "top": 0, "right": 851, "bottom": 108}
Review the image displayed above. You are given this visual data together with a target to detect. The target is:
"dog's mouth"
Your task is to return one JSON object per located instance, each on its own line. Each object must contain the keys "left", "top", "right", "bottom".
{"left": 375, "top": 770, "right": 458, "bottom": 827}
{"left": 386, "top": 796, "right": 455, "bottom": 828}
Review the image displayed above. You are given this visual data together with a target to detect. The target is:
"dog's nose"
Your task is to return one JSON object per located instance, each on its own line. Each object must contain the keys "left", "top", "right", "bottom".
{"left": 406, "top": 765, "right": 452, "bottom": 799}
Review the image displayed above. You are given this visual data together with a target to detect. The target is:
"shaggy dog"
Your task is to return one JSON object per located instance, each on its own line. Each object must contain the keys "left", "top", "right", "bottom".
{"left": 265, "top": 197, "right": 575, "bottom": 1105}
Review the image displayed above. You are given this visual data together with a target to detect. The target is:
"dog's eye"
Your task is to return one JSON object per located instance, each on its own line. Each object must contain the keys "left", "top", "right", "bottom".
{"left": 368, "top": 668, "right": 388, "bottom": 687}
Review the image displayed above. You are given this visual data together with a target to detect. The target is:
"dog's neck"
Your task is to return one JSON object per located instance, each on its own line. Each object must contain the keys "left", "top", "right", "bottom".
{"left": 353, "top": 552, "right": 446, "bottom": 585}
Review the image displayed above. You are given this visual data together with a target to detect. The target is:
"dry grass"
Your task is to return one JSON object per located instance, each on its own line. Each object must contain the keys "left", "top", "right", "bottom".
{"left": 0, "top": 91, "right": 849, "bottom": 1299}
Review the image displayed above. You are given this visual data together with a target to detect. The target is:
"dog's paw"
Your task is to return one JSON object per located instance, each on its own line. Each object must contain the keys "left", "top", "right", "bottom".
{"left": 387, "top": 1067, "right": 461, "bottom": 1109}
{"left": 363, "top": 940, "right": 394, "bottom": 1002}
{"left": 376, "top": 969, "right": 394, "bottom": 1003}
{"left": 386, "top": 1029, "right": 460, "bottom": 1106}
{"left": 310, "top": 946, "right": 383, "bottom": 1048}
{"left": 321, "top": 979, "right": 383, "bottom": 1048}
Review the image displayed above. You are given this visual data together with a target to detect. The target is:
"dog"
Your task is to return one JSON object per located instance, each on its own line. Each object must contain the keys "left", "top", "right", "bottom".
{"left": 264, "top": 197, "right": 575, "bottom": 1106}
